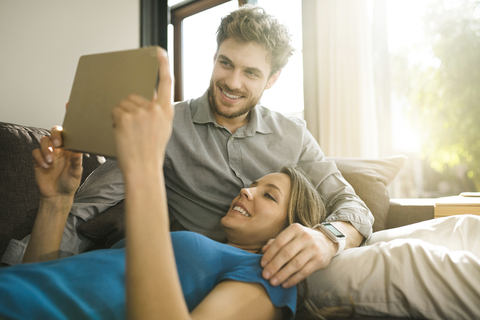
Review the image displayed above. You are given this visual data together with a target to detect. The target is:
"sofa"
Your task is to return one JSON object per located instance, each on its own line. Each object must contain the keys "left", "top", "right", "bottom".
{"left": 0, "top": 121, "right": 435, "bottom": 319}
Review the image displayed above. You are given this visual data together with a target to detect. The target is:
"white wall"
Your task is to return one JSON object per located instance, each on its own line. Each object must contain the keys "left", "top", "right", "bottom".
{"left": 0, "top": 1, "right": 139, "bottom": 129}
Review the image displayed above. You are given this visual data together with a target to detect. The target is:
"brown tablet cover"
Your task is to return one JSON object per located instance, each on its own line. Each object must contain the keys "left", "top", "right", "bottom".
{"left": 62, "top": 46, "right": 160, "bottom": 158}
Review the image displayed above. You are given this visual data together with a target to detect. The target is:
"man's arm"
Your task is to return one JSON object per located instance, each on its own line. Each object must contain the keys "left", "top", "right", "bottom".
{"left": 331, "top": 220, "right": 365, "bottom": 249}
{"left": 260, "top": 123, "right": 373, "bottom": 288}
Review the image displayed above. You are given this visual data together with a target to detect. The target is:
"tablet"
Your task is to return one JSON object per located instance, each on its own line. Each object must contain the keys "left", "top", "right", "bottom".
{"left": 62, "top": 46, "right": 160, "bottom": 158}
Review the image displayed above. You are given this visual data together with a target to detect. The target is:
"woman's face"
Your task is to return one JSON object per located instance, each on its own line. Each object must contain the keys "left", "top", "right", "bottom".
{"left": 221, "top": 172, "right": 291, "bottom": 252}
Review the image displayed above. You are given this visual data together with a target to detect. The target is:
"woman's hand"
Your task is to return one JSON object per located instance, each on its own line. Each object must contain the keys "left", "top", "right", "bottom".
{"left": 23, "top": 126, "right": 83, "bottom": 263}
{"left": 112, "top": 48, "right": 174, "bottom": 173}
{"left": 31, "top": 126, "right": 83, "bottom": 201}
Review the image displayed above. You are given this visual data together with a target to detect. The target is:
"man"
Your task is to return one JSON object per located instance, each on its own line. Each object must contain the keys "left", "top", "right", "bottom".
{"left": 2, "top": 5, "right": 373, "bottom": 289}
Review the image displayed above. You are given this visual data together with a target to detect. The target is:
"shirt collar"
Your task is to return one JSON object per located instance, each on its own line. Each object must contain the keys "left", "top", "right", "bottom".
{"left": 191, "top": 90, "right": 273, "bottom": 136}
{"left": 192, "top": 90, "right": 216, "bottom": 125}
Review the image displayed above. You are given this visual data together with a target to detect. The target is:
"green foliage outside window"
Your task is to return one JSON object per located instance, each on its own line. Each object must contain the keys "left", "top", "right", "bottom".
{"left": 392, "top": 0, "right": 480, "bottom": 191}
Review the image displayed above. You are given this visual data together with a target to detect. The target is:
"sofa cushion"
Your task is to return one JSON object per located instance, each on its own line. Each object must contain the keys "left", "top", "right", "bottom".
{"left": 327, "top": 156, "right": 406, "bottom": 232}
{"left": 0, "top": 122, "right": 104, "bottom": 257}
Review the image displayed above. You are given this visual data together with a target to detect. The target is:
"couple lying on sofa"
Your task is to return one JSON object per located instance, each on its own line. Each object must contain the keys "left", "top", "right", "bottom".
{"left": 0, "top": 48, "right": 331, "bottom": 320}
{"left": 1, "top": 48, "right": 480, "bottom": 320}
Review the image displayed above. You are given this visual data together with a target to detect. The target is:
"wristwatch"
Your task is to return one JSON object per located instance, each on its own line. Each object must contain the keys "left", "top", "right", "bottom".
{"left": 314, "top": 222, "right": 346, "bottom": 257}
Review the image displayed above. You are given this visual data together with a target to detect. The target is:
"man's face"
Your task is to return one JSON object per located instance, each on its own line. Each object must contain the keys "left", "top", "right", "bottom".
{"left": 208, "top": 38, "right": 280, "bottom": 121}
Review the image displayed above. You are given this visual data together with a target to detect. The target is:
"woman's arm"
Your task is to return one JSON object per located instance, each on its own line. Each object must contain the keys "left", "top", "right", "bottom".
{"left": 115, "top": 49, "right": 284, "bottom": 320}
{"left": 23, "top": 128, "right": 83, "bottom": 263}
{"left": 112, "top": 48, "right": 191, "bottom": 319}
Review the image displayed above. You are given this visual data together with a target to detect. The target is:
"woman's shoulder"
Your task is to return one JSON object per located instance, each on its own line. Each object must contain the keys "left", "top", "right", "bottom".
{"left": 171, "top": 231, "right": 297, "bottom": 318}
{"left": 171, "top": 231, "right": 261, "bottom": 273}
{"left": 171, "top": 231, "right": 244, "bottom": 256}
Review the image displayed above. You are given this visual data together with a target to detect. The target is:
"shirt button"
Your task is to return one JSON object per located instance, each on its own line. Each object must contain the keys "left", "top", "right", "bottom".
{"left": 230, "top": 137, "right": 235, "bottom": 141}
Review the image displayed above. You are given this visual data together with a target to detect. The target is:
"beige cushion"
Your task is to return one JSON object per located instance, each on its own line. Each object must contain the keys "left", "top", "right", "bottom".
{"left": 327, "top": 156, "right": 406, "bottom": 232}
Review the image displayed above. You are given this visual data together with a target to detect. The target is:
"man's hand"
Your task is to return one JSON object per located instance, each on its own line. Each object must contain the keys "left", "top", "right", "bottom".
{"left": 260, "top": 223, "right": 337, "bottom": 288}
{"left": 260, "top": 221, "right": 363, "bottom": 288}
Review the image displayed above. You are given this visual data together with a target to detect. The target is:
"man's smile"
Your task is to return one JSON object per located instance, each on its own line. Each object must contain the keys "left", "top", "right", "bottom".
{"left": 220, "top": 87, "right": 245, "bottom": 103}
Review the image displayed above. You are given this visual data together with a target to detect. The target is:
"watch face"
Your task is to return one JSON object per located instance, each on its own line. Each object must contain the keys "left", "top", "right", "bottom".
{"left": 324, "top": 223, "right": 345, "bottom": 238}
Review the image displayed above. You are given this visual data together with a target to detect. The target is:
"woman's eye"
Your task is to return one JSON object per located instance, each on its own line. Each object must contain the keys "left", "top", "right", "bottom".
{"left": 264, "top": 192, "right": 276, "bottom": 202}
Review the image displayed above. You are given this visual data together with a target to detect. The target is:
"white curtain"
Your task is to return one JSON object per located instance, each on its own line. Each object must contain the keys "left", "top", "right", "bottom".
{"left": 302, "top": 0, "right": 380, "bottom": 158}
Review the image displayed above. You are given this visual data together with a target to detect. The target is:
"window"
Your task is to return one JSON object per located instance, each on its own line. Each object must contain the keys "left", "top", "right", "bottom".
{"left": 182, "top": 1, "right": 238, "bottom": 100}
{"left": 256, "top": 0, "right": 304, "bottom": 118}
{"left": 170, "top": 0, "right": 239, "bottom": 102}
{"left": 386, "top": 0, "right": 480, "bottom": 197}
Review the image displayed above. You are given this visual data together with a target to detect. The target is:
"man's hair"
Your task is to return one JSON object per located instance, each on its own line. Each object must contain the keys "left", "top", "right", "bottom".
{"left": 280, "top": 165, "right": 325, "bottom": 228}
{"left": 216, "top": 5, "right": 294, "bottom": 76}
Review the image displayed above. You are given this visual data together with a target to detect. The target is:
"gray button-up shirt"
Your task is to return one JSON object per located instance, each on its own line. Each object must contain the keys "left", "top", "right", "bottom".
{"left": 164, "top": 91, "right": 373, "bottom": 241}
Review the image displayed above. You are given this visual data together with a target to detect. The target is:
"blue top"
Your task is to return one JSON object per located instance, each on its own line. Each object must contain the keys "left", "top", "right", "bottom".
{"left": 0, "top": 232, "right": 296, "bottom": 320}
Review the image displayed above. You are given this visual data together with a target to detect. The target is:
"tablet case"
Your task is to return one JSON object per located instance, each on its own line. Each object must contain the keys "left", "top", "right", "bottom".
{"left": 62, "top": 46, "right": 160, "bottom": 158}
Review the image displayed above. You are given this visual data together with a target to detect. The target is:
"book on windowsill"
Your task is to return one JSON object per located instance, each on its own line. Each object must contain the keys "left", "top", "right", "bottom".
{"left": 434, "top": 195, "right": 480, "bottom": 218}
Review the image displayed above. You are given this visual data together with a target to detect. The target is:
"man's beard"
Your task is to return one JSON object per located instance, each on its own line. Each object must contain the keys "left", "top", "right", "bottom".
{"left": 208, "top": 80, "right": 259, "bottom": 119}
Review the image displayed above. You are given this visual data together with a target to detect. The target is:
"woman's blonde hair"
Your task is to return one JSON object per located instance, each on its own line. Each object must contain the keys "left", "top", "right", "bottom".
{"left": 280, "top": 165, "right": 325, "bottom": 228}
{"left": 216, "top": 5, "right": 294, "bottom": 76}
{"left": 279, "top": 165, "right": 355, "bottom": 320}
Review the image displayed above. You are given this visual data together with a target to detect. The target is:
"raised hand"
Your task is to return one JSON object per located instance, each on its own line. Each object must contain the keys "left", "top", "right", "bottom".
{"left": 31, "top": 126, "right": 83, "bottom": 201}
{"left": 112, "top": 48, "right": 174, "bottom": 173}
{"left": 24, "top": 126, "right": 83, "bottom": 263}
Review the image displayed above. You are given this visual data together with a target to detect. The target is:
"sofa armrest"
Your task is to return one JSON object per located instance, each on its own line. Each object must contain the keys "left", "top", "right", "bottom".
{"left": 385, "top": 198, "right": 435, "bottom": 229}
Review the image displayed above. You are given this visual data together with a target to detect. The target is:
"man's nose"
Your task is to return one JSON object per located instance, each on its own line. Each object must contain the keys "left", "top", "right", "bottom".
{"left": 225, "top": 70, "right": 242, "bottom": 90}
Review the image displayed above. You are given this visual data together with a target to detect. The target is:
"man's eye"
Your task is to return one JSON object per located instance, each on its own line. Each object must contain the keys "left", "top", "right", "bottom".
{"left": 220, "top": 61, "right": 230, "bottom": 67}
{"left": 264, "top": 192, "right": 276, "bottom": 202}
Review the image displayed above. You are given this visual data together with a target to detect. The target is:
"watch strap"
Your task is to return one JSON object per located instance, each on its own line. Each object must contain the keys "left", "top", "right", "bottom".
{"left": 313, "top": 223, "right": 346, "bottom": 256}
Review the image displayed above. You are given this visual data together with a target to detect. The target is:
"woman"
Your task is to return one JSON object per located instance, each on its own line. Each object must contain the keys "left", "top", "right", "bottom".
{"left": 0, "top": 49, "right": 327, "bottom": 320}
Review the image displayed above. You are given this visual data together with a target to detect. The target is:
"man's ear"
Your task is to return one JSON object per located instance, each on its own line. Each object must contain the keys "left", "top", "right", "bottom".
{"left": 213, "top": 52, "right": 218, "bottom": 63}
{"left": 266, "top": 70, "right": 282, "bottom": 89}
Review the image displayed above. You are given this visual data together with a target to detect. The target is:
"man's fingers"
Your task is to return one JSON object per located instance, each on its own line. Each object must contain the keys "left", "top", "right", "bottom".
{"left": 155, "top": 47, "right": 173, "bottom": 109}
{"left": 281, "top": 260, "right": 319, "bottom": 288}
{"left": 267, "top": 250, "right": 312, "bottom": 287}
{"left": 260, "top": 228, "right": 295, "bottom": 268}
{"left": 261, "top": 239, "right": 303, "bottom": 282}
{"left": 261, "top": 238, "right": 275, "bottom": 253}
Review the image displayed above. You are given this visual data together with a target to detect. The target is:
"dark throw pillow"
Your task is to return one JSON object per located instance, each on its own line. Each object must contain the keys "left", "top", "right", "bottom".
{"left": 77, "top": 200, "right": 126, "bottom": 249}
